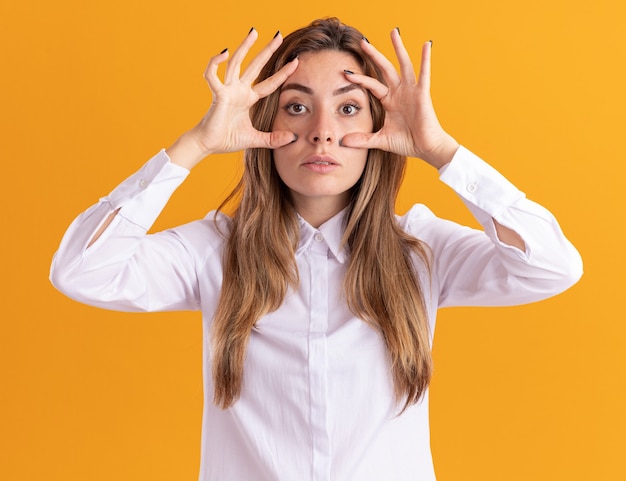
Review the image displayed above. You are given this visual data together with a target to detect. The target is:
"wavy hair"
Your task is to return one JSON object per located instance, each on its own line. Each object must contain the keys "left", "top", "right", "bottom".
{"left": 212, "top": 18, "right": 432, "bottom": 411}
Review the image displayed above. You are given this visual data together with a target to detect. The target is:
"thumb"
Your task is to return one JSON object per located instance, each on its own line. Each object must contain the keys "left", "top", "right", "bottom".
{"left": 256, "top": 130, "right": 298, "bottom": 150}
{"left": 340, "top": 132, "right": 378, "bottom": 149}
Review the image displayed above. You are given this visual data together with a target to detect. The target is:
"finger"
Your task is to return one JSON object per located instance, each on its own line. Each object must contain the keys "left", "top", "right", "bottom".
{"left": 253, "top": 57, "right": 299, "bottom": 98}
{"left": 204, "top": 48, "right": 230, "bottom": 92}
{"left": 390, "top": 27, "right": 417, "bottom": 85}
{"left": 224, "top": 27, "right": 258, "bottom": 82}
{"left": 254, "top": 130, "right": 298, "bottom": 150}
{"left": 340, "top": 131, "right": 381, "bottom": 150}
{"left": 343, "top": 71, "right": 389, "bottom": 101}
{"left": 417, "top": 41, "right": 432, "bottom": 90}
{"left": 360, "top": 37, "right": 400, "bottom": 87}
{"left": 241, "top": 31, "right": 284, "bottom": 84}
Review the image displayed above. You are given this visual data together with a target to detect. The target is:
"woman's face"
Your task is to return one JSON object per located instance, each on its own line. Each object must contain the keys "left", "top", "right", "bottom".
{"left": 272, "top": 50, "right": 374, "bottom": 222}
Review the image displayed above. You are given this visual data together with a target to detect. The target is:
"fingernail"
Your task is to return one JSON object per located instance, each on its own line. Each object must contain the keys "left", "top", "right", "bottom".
{"left": 362, "top": 36, "right": 370, "bottom": 43}
{"left": 338, "top": 138, "right": 343, "bottom": 147}
{"left": 220, "top": 48, "right": 228, "bottom": 54}
{"left": 429, "top": 39, "right": 433, "bottom": 46}
{"left": 248, "top": 27, "right": 255, "bottom": 34}
{"left": 274, "top": 30, "right": 281, "bottom": 39}
{"left": 343, "top": 69, "right": 354, "bottom": 75}
{"left": 291, "top": 134, "right": 298, "bottom": 143}
{"left": 395, "top": 27, "right": 401, "bottom": 36}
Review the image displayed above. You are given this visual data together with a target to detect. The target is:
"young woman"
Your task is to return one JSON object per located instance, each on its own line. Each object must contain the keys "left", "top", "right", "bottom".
{"left": 50, "top": 18, "right": 582, "bottom": 481}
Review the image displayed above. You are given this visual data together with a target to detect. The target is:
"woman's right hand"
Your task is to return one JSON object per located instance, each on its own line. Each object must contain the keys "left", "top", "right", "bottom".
{"left": 166, "top": 29, "right": 299, "bottom": 170}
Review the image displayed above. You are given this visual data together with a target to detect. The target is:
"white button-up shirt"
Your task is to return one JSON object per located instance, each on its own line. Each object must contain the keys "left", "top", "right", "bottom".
{"left": 50, "top": 146, "right": 582, "bottom": 481}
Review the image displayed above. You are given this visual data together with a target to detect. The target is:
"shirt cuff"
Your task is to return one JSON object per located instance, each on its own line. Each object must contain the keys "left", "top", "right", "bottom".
{"left": 439, "top": 145, "right": 525, "bottom": 219}
{"left": 102, "top": 149, "right": 190, "bottom": 230}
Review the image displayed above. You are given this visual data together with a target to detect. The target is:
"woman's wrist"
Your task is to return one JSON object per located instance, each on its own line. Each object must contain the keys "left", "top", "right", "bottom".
{"left": 420, "top": 134, "right": 460, "bottom": 170}
{"left": 166, "top": 129, "right": 211, "bottom": 170}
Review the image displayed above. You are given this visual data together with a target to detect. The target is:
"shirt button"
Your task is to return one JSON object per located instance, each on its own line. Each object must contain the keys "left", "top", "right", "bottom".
{"left": 139, "top": 179, "right": 147, "bottom": 188}
{"left": 466, "top": 183, "right": 477, "bottom": 193}
{"left": 314, "top": 233, "right": 324, "bottom": 242}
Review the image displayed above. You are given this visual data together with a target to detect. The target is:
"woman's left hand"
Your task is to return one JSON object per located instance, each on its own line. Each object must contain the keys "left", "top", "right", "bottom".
{"left": 341, "top": 29, "right": 460, "bottom": 169}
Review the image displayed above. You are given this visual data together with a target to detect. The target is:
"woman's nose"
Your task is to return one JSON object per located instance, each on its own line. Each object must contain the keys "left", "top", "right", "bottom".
{"left": 308, "top": 112, "right": 336, "bottom": 144}
{"left": 313, "top": 134, "right": 333, "bottom": 143}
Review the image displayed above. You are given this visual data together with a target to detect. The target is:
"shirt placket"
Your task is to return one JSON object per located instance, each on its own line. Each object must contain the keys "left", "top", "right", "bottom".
{"left": 307, "top": 231, "right": 331, "bottom": 481}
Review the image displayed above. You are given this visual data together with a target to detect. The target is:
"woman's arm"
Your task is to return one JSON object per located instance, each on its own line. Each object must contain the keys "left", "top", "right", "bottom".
{"left": 492, "top": 220, "right": 525, "bottom": 251}
{"left": 50, "top": 151, "right": 202, "bottom": 311}
{"left": 87, "top": 208, "right": 119, "bottom": 248}
{"left": 51, "top": 29, "right": 299, "bottom": 309}
{"left": 343, "top": 28, "right": 580, "bottom": 302}
{"left": 404, "top": 146, "right": 582, "bottom": 307}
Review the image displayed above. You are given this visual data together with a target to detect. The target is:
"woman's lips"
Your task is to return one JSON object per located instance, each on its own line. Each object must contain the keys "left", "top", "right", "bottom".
{"left": 301, "top": 155, "right": 340, "bottom": 173}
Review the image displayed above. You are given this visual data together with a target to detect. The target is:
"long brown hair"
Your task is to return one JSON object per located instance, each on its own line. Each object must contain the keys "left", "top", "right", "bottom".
{"left": 212, "top": 18, "right": 432, "bottom": 411}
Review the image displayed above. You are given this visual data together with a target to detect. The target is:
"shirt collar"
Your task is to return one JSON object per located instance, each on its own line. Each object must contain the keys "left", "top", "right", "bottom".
{"left": 296, "top": 208, "right": 348, "bottom": 264}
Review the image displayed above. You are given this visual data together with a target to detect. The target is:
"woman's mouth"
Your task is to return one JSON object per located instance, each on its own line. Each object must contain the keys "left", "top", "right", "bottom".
{"left": 302, "top": 155, "right": 340, "bottom": 173}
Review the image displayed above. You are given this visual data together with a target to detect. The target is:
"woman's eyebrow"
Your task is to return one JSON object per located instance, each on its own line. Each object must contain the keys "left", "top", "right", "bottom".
{"left": 280, "top": 83, "right": 366, "bottom": 96}
{"left": 280, "top": 83, "right": 313, "bottom": 94}
{"left": 333, "top": 84, "right": 364, "bottom": 96}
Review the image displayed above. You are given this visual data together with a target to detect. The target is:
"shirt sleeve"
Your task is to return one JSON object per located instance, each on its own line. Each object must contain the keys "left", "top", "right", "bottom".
{"left": 50, "top": 150, "right": 209, "bottom": 312}
{"left": 405, "top": 146, "right": 583, "bottom": 308}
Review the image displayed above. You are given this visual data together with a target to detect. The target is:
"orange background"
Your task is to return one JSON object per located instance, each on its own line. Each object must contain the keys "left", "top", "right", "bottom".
{"left": 1, "top": 0, "right": 624, "bottom": 480}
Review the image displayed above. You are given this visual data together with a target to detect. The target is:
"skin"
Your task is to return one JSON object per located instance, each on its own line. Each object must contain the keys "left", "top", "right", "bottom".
{"left": 271, "top": 50, "right": 373, "bottom": 227}
{"left": 90, "top": 27, "right": 524, "bottom": 250}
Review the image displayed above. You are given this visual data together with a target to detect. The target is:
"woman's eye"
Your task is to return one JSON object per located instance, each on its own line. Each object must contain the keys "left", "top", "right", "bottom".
{"left": 340, "top": 103, "right": 361, "bottom": 116}
{"left": 285, "top": 103, "right": 307, "bottom": 115}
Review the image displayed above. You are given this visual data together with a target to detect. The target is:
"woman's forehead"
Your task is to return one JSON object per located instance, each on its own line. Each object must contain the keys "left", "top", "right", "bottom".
{"left": 299, "top": 50, "right": 362, "bottom": 70}
{"left": 283, "top": 50, "right": 365, "bottom": 89}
